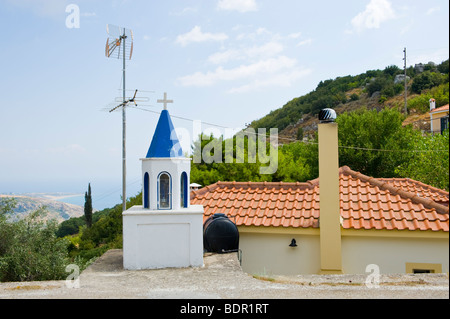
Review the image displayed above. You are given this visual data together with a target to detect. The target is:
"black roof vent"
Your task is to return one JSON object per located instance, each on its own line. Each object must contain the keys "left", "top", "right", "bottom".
{"left": 319, "top": 108, "right": 337, "bottom": 123}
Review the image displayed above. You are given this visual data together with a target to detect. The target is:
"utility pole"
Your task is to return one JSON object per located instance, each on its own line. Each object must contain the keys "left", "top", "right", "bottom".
{"left": 121, "top": 30, "right": 127, "bottom": 213}
{"left": 105, "top": 25, "right": 133, "bottom": 212}
{"left": 403, "top": 47, "right": 408, "bottom": 114}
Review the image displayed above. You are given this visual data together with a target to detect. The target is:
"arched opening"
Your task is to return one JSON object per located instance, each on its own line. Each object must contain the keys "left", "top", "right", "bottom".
{"left": 158, "top": 172, "right": 171, "bottom": 209}
{"left": 143, "top": 172, "right": 149, "bottom": 209}
{"left": 180, "top": 172, "right": 188, "bottom": 208}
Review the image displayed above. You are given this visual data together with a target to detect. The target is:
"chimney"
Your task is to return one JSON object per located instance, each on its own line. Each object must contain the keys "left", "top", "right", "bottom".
{"left": 430, "top": 98, "right": 436, "bottom": 111}
{"left": 318, "top": 108, "right": 343, "bottom": 274}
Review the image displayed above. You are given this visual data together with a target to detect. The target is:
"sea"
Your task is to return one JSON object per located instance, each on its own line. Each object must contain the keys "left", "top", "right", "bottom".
{"left": 1, "top": 179, "right": 142, "bottom": 212}
{"left": 55, "top": 193, "right": 117, "bottom": 211}
{"left": 56, "top": 185, "right": 142, "bottom": 211}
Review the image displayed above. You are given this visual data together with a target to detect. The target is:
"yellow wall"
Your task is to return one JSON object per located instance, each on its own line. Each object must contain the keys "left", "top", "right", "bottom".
{"left": 239, "top": 229, "right": 320, "bottom": 276}
{"left": 430, "top": 110, "right": 449, "bottom": 133}
{"left": 342, "top": 235, "right": 449, "bottom": 274}
{"left": 238, "top": 226, "right": 449, "bottom": 275}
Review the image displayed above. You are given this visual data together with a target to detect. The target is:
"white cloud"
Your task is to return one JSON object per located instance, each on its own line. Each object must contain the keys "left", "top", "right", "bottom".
{"left": 246, "top": 42, "right": 284, "bottom": 58}
{"left": 177, "top": 56, "right": 298, "bottom": 87}
{"left": 217, "top": 0, "right": 258, "bottom": 13}
{"left": 288, "top": 32, "right": 302, "bottom": 39}
{"left": 426, "top": 6, "right": 440, "bottom": 15}
{"left": 208, "top": 41, "right": 284, "bottom": 64}
{"left": 175, "top": 26, "right": 228, "bottom": 46}
{"left": 297, "top": 38, "right": 313, "bottom": 47}
{"left": 208, "top": 49, "right": 241, "bottom": 64}
{"left": 6, "top": 0, "right": 69, "bottom": 17}
{"left": 228, "top": 68, "right": 312, "bottom": 93}
{"left": 170, "top": 7, "right": 198, "bottom": 16}
{"left": 351, "top": 0, "right": 396, "bottom": 32}
{"left": 178, "top": 26, "right": 311, "bottom": 93}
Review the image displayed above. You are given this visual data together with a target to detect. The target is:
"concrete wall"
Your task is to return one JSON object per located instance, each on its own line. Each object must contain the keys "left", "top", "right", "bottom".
{"left": 123, "top": 205, "right": 204, "bottom": 270}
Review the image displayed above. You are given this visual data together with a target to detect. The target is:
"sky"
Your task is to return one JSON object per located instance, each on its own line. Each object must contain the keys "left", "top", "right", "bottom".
{"left": 0, "top": 0, "right": 448, "bottom": 209}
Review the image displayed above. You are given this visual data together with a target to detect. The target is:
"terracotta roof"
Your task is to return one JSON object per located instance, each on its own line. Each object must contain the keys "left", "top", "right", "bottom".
{"left": 190, "top": 166, "right": 449, "bottom": 232}
{"left": 430, "top": 104, "right": 449, "bottom": 114}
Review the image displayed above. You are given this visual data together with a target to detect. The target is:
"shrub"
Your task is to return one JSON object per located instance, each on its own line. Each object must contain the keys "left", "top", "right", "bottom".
{"left": 0, "top": 205, "right": 69, "bottom": 282}
{"left": 411, "top": 71, "right": 445, "bottom": 94}
{"left": 407, "top": 84, "right": 450, "bottom": 113}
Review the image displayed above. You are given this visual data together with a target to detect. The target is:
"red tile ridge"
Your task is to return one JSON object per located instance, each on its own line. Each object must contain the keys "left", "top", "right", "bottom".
{"left": 377, "top": 177, "right": 449, "bottom": 199}
{"left": 340, "top": 166, "right": 449, "bottom": 215}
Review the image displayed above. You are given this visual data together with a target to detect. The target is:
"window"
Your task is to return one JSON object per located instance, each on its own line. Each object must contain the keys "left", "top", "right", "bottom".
{"left": 144, "top": 172, "right": 149, "bottom": 209}
{"left": 405, "top": 262, "right": 442, "bottom": 274}
{"left": 413, "top": 269, "right": 432, "bottom": 274}
{"left": 158, "top": 172, "right": 171, "bottom": 209}
{"left": 440, "top": 116, "right": 449, "bottom": 134}
{"left": 180, "top": 172, "right": 188, "bottom": 208}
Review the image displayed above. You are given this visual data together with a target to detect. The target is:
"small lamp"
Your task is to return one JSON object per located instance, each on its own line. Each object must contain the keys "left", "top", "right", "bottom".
{"left": 289, "top": 238, "right": 297, "bottom": 247}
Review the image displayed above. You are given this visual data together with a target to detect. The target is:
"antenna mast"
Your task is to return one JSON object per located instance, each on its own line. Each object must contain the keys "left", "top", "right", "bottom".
{"left": 106, "top": 24, "right": 133, "bottom": 212}
{"left": 403, "top": 47, "right": 408, "bottom": 114}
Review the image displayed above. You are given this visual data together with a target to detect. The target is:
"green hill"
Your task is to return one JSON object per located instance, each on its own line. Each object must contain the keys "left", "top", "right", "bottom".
{"left": 250, "top": 60, "right": 449, "bottom": 141}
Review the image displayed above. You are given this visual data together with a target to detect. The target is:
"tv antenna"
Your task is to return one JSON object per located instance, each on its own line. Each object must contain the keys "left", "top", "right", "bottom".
{"left": 103, "top": 89, "right": 153, "bottom": 112}
{"left": 105, "top": 24, "right": 133, "bottom": 212}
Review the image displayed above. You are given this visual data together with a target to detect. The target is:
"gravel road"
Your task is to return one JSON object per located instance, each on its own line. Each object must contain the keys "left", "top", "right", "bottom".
{"left": 0, "top": 249, "right": 448, "bottom": 299}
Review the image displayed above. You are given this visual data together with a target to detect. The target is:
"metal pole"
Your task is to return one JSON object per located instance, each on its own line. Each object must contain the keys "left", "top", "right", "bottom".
{"left": 403, "top": 47, "right": 407, "bottom": 114}
{"left": 122, "top": 31, "right": 127, "bottom": 212}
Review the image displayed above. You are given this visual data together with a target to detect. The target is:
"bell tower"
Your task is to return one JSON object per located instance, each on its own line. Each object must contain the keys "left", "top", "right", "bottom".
{"left": 122, "top": 92, "right": 204, "bottom": 270}
{"left": 141, "top": 94, "right": 190, "bottom": 211}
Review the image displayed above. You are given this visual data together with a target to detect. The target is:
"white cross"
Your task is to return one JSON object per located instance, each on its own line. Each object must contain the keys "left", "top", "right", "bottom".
{"left": 157, "top": 92, "right": 173, "bottom": 110}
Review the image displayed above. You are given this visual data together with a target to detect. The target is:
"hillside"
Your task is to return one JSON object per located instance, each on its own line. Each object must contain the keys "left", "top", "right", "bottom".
{"left": 250, "top": 60, "right": 449, "bottom": 142}
{"left": 0, "top": 194, "right": 83, "bottom": 223}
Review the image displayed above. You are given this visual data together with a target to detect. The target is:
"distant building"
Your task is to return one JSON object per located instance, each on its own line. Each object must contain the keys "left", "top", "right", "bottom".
{"left": 430, "top": 104, "right": 449, "bottom": 134}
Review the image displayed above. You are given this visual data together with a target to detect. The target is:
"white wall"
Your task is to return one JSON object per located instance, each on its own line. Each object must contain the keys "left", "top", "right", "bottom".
{"left": 123, "top": 205, "right": 204, "bottom": 270}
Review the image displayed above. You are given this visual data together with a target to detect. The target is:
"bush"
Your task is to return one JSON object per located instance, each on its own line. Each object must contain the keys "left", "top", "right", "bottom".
{"left": 350, "top": 93, "right": 359, "bottom": 101}
{"left": 407, "top": 84, "right": 450, "bottom": 113}
{"left": 411, "top": 71, "right": 446, "bottom": 94}
{"left": 0, "top": 205, "right": 69, "bottom": 282}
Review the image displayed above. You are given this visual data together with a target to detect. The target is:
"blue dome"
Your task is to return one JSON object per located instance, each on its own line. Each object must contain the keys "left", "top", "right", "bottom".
{"left": 146, "top": 110, "right": 183, "bottom": 158}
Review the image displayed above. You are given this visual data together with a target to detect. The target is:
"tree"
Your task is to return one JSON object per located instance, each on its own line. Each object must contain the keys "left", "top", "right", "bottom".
{"left": 336, "top": 107, "right": 419, "bottom": 178}
{"left": 411, "top": 71, "right": 445, "bottom": 94}
{"left": 437, "top": 59, "right": 449, "bottom": 74}
{"left": 84, "top": 183, "right": 93, "bottom": 228}
{"left": 0, "top": 200, "right": 69, "bottom": 282}
{"left": 395, "top": 130, "right": 449, "bottom": 191}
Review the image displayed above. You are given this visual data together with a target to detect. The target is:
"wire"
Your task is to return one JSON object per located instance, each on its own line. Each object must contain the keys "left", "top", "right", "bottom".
{"left": 92, "top": 178, "right": 141, "bottom": 206}
{"left": 132, "top": 107, "right": 448, "bottom": 154}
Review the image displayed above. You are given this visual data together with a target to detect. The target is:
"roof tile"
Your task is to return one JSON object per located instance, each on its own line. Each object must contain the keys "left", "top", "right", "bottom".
{"left": 191, "top": 166, "right": 449, "bottom": 232}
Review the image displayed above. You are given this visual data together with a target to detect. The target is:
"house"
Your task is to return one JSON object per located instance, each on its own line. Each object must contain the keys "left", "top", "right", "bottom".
{"left": 430, "top": 102, "right": 449, "bottom": 134}
{"left": 191, "top": 168, "right": 448, "bottom": 275}
{"left": 191, "top": 118, "right": 449, "bottom": 276}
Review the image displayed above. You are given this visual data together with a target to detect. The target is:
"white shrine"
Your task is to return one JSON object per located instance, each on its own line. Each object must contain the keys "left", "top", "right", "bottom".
{"left": 122, "top": 93, "right": 204, "bottom": 270}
